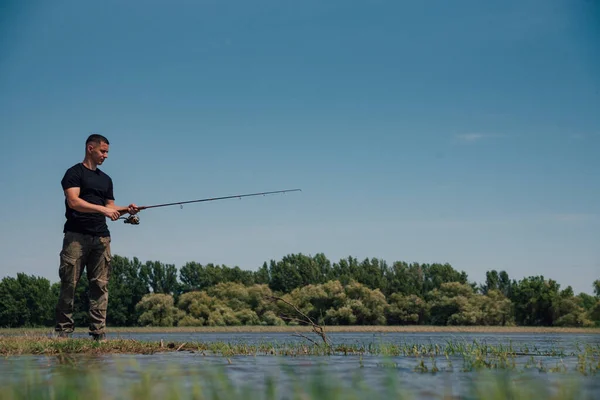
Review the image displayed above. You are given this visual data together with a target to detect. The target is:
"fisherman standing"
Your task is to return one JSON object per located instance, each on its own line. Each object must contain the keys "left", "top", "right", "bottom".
{"left": 55, "top": 134, "right": 138, "bottom": 341}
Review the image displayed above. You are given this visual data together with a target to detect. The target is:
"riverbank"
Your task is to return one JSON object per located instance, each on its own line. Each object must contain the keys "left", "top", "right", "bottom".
{"left": 1, "top": 331, "right": 599, "bottom": 360}
{"left": 2, "top": 325, "right": 600, "bottom": 335}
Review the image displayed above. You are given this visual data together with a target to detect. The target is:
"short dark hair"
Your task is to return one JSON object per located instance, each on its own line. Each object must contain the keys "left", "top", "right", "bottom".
{"left": 86, "top": 134, "right": 109, "bottom": 146}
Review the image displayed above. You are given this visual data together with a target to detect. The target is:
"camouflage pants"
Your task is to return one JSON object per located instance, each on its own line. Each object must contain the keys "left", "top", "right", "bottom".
{"left": 55, "top": 231, "right": 112, "bottom": 335}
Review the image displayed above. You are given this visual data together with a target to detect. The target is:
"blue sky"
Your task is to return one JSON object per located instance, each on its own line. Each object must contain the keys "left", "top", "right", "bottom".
{"left": 1, "top": 0, "right": 598, "bottom": 295}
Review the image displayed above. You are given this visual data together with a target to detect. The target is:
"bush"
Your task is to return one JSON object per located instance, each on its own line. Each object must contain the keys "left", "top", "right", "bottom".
{"left": 135, "top": 293, "right": 179, "bottom": 327}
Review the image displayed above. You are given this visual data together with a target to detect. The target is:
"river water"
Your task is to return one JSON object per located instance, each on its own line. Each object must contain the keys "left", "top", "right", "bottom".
{"left": 1, "top": 331, "right": 599, "bottom": 399}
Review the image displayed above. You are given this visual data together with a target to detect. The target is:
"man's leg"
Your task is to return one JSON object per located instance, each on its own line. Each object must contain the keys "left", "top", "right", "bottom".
{"left": 87, "top": 236, "right": 111, "bottom": 339}
{"left": 55, "top": 232, "right": 86, "bottom": 335}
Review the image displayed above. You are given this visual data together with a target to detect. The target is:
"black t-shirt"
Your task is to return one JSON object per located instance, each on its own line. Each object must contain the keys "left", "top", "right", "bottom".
{"left": 61, "top": 163, "right": 115, "bottom": 237}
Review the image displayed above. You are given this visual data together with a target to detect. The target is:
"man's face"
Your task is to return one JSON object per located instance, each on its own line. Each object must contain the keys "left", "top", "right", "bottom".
{"left": 88, "top": 141, "right": 109, "bottom": 165}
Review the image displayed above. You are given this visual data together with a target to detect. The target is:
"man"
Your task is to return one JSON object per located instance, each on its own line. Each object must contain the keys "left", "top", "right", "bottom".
{"left": 55, "top": 134, "right": 139, "bottom": 341}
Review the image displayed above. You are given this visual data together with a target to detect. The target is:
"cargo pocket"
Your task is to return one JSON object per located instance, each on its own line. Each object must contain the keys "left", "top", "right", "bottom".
{"left": 104, "top": 251, "right": 112, "bottom": 280}
{"left": 100, "top": 237, "right": 112, "bottom": 280}
{"left": 59, "top": 250, "right": 78, "bottom": 283}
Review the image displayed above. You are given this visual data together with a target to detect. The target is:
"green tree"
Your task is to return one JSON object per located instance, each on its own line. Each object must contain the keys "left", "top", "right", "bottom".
{"left": 176, "top": 291, "right": 214, "bottom": 326}
{"left": 331, "top": 257, "right": 361, "bottom": 286}
{"left": 220, "top": 265, "right": 255, "bottom": 285}
{"left": 268, "top": 258, "right": 299, "bottom": 293}
{"left": 510, "top": 276, "right": 560, "bottom": 326}
{"left": 342, "top": 281, "right": 388, "bottom": 325}
{"left": 179, "top": 262, "right": 224, "bottom": 292}
{"left": 427, "top": 282, "right": 478, "bottom": 325}
{"left": 254, "top": 262, "right": 270, "bottom": 285}
{"left": 423, "top": 263, "right": 469, "bottom": 294}
{"left": 135, "top": 293, "right": 180, "bottom": 327}
{"left": 140, "top": 261, "right": 179, "bottom": 295}
{"left": 479, "top": 290, "right": 514, "bottom": 326}
{"left": 179, "top": 262, "right": 205, "bottom": 292}
{"left": 549, "top": 286, "right": 593, "bottom": 327}
{"left": 284, "top": 280, "right": 346, "bottom": 324}
{"left": 552, "top": 297, "right": 593, "bottom": 327}
{"left": 314, "top": 253, "right": 333, "bottom": 282}
{"left": 480, "top": 270, "right": 499, "bottom": 294}
{"left": 0, "top": 274, "right": 57, "bottom": 327}
{"left": 577, "top": 293, "right": 598, "bottom": 311}
{"left": 355, "top": 258, "right": 389, "bottom": 292}
{"left": 269, "top": 254, "right": 329, "bottom": 293}
{"left": 107, "top": 256, "right": 149, "bottom": 326}
{"left": 283, "top": 280, "right": 388, "bottom": 326}
{"left": 386, "top": 294, "right": 428, "bottom": 325}
{"left": 386, "top": 262, "right": 469, "bottom": 299}
{"left": 498, "top": 270, "right": 512, "bottom": 298}
{"left": 426, "top": 282, "right": 513, "bottom": 326}
{"left": 578, "top": 281, "right": 600, "bottom": 326}
{"left": 385, "top": 262, "right": 425, "bottom": 297}
{"left": 479, "top": 270, "right": 512, "bottom": 298}
{"left": 176, "top": 291, "right": 240, "bottom": 326}
{"left": 588, "top": 301, "right": 600, "bottom": 325}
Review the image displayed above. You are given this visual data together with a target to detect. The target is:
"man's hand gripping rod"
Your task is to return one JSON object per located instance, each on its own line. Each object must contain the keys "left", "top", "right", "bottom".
{"left": 119, "top": 189, "right": 302, "bottom": 225}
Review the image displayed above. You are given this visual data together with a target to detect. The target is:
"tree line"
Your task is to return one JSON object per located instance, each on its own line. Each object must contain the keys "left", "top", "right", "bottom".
{"left": 1, "top": 253, "right": 599, "bottom": 328}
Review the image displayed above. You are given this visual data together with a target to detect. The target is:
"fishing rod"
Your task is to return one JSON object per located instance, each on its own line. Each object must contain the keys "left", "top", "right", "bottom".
{"left": 118, "top": 188, "right": 302, "bottom": 225}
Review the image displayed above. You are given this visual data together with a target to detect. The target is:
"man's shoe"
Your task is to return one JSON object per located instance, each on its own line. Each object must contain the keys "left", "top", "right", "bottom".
{"left": 91, "top": 333, "right": 106, "bottom": 342}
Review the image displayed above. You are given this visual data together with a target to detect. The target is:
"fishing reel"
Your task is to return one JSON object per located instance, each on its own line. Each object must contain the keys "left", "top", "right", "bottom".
{"left": 122, "top": 215, "right": 140, "bottom": 225}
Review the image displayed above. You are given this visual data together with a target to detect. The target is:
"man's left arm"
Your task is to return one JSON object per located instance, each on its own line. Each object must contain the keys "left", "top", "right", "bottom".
{"left": 105, "top": 200, "right": 139, "bottom": 216}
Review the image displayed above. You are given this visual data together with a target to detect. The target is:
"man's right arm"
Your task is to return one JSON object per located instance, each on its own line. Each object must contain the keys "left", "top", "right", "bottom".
{"left": 64, "top": 187, "right": 121, "bottom": 220}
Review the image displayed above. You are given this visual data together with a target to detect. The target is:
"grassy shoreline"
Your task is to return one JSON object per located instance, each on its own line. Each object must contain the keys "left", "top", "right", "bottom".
{"left": 2, "top": 325, "right": 600, "bottom": 335}
{"left": 1, "top": 335, "right": 599, "bottom": 379}
{"left": 1, "top": 334, "right": 598, "bottom": 357}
